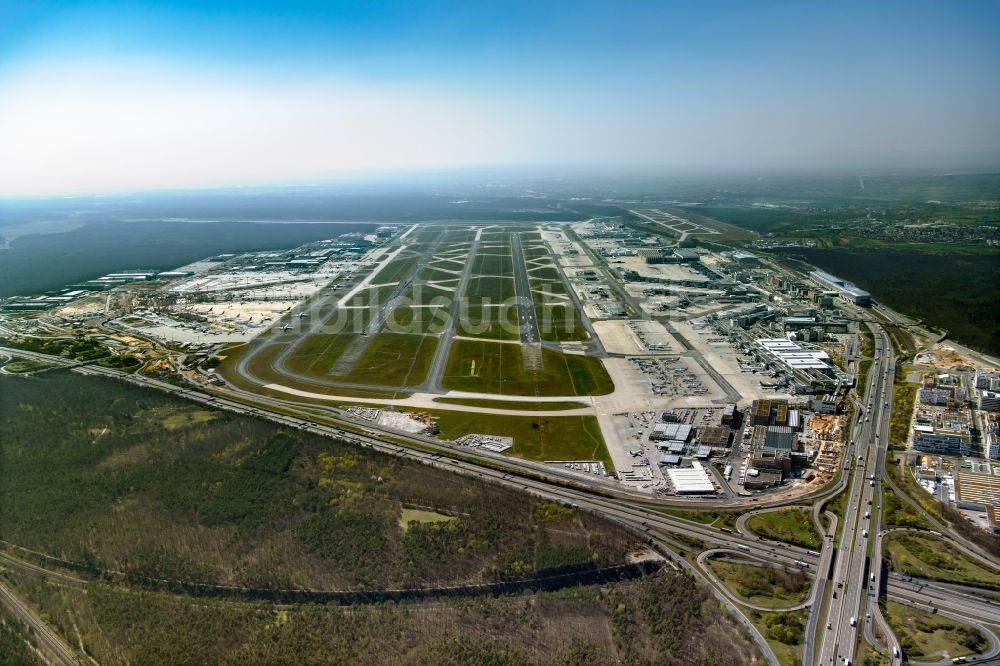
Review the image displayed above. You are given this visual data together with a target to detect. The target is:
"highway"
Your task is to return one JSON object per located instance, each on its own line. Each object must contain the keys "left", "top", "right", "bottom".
{"left": 4, "top": 343, "right": 1000, "bottom": 665}
{"left": 818, "top": 325, "right": 896, "bottom": 665}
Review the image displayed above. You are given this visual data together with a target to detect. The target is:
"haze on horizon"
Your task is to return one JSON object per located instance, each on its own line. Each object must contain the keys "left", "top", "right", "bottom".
{"left": 1, "top": 0, "right": 999, "bottom": 197}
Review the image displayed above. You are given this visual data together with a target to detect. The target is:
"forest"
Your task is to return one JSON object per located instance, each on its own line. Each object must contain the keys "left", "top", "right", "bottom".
{"left": 0, "top": 370, "right": 636, "bottom": 592}
{"left": 0, "top": 369, "right": 766, "bottom": 664}
{"left": 2, "top": 563, "right": 760, "bottom": 665}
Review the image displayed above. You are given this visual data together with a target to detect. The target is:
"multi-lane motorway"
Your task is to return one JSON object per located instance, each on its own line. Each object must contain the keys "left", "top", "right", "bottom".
{"left": 3, "top": 333, "right": 1000, "bottom": 666}
{"left": 817, "top": 325, "right": 896, "bottom": 665}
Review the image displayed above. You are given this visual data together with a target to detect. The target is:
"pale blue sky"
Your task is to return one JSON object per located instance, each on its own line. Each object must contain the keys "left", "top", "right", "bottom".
{"left": 1, "top": 1, "right": 998, "bottom": 195}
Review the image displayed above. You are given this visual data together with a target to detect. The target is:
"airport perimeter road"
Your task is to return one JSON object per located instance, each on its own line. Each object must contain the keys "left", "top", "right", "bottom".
{"left": 818, "top": 326, "right": 898, "bottom": 666}
{"left": 0, "top": 581, "right": 79, "bottom": 666}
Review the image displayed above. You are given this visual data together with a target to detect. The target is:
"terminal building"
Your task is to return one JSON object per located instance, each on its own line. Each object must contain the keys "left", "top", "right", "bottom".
{"left": 808, "top": 270, "right": 871, "bottom": 306}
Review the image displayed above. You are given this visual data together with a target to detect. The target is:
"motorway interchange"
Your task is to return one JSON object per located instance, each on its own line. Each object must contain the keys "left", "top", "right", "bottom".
{"left": 4, "top": 330, "right": 1000, "bottom": 666}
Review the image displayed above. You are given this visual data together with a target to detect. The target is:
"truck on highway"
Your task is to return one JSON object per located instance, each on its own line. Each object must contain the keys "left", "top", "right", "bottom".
{"left": 793, "top": 560, "right": 808, "bottom": 568}
{"left": 737, "top": 544, "right": 751, "bottom": 552}
{"left": 850, "top": 617, "right": 856, "bottom": 627}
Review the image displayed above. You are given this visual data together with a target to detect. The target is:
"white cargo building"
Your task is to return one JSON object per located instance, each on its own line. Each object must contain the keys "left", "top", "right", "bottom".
{"left": 666, "top": 462, "right": 716, "bottom": 494}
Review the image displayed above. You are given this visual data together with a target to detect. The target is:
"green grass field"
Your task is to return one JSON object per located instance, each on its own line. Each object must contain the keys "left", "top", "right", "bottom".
{"left": 745, "top": 508, "right": 822, "bottom": 549}
{"left": 880, "top": 484, "right": 930, "bottom": 529}
{"left": 442, "top": 339, "right": 613, "bottom": 396}
{"left": 884, "top": 532, "right": 1000, "bottom": 588}
{"left": 217, "top": 343, "right": 405, "bottom": 400}
{"left": 706, "top": 558, "right": 811, "bottom": 608}
{"left": 465, "top": 276, "right": 515, "bottom": 302}
{"left": 471, "top": 252, "right": 511, "bottom": 276}
{"left": 368, "top": 255, "right": 420, "bottom": 285}
{"left": 1, "top": 358, "right": 54, "bottom": 373}
{"left": 535, "top": 303, "right": 589, "bottom": 342}
{"left": 281, "top": 332, "right": 358, "bottom": 377}
{"left": 662, "top": 509, "right": 741, "bottom": 530}
{"left": 889, "top": 375, "right": 918, "bottom": 449}
{"left": 383, "top": 305, "right": 450, "bottom": 334}
{"left": 398, "top": 507, "right": 455, "bottom": 533}
{"left": 455, "top": 304, "right": 520, "bottom": 340}
{"left": 429, "top": 409, "right": 614, "bottom": 472}
{"left": 340, "top": 333, "right": 438, "bottom": 386}
{"left": 885, "top": 601, "right": 987, "bottom": 660}
{"left": 749, "top": 609, "right": 808, "bottom": 666}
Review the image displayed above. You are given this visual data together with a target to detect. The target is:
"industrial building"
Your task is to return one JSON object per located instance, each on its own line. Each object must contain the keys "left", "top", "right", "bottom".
{"left": 729, "top": 250, "right": 759, "bottom": 265}
{"left": 811, "top": 395, "right": 840, "bottom": 414}
{"left": 658, "top": 441, "right": 686, "bottom": 455}
{"left": 697, "top": 426, "right": 732, "bottom": 448}
{"left": 808, "top": 270, "right": 871, "bottom": 306}
{"left": 764, "top": 426, "right": 794, "bottom": 451}
{"left": 749, "top": 399, "right": 791, "bottom": 427}
{"left": 666, "top": 462, "right": 716, "bottom": 494}
{"left": 744, "top": 468, "right": 784, "bottom": 490}
{"left": 954, "top": 471, "right": 1000, "bottom": 516}
{"left": 650, "top": 422, "right": 693, "bottom": 442}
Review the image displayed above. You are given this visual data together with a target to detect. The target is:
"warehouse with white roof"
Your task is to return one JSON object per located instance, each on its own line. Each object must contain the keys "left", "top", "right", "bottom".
{"left": 666, "top": 462, "right": 716, "bottom": 494}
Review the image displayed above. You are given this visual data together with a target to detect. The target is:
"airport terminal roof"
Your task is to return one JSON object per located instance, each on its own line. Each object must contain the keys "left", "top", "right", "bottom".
{"left": 757, "top": 338, "right": 830, "bottom": 370}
